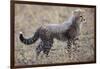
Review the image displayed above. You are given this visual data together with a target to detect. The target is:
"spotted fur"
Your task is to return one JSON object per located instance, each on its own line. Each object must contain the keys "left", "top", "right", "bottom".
{"left": 19, "top": 9, "right": 86, "bottom": 57}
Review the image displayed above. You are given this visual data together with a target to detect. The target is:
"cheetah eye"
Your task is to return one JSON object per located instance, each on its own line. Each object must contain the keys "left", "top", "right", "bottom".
{"left": 80, "top": 16, "right": 82, "bottom": 17}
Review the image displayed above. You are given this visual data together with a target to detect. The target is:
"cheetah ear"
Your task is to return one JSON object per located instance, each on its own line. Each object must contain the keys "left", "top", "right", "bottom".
{"left": 72, "top": 9, "right": 80, "bottom": 15}
{"left": 72, "top": 10, "right": 76, "bottom": 16}
{"left": 72, "top": 9, "right": 79, "bottom": 17}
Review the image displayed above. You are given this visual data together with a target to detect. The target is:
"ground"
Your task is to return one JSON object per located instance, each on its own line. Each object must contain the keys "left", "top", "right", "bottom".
{"left": 14, "top": 3, "right": 95, "bottom": 66}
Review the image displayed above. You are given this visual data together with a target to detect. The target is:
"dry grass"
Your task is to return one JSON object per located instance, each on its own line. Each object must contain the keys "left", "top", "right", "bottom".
{"left": 14, "top": 4, "right": 95, "bottom": 66}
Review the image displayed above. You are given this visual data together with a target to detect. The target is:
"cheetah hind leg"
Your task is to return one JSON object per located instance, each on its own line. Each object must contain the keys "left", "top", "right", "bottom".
{"left": 35, "top": 41, "right": 43, "bottom": 60}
